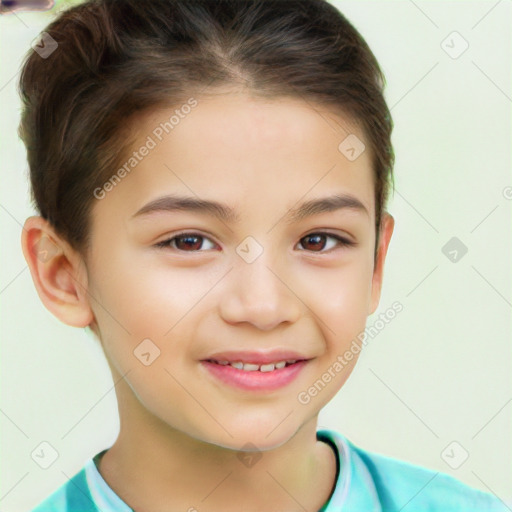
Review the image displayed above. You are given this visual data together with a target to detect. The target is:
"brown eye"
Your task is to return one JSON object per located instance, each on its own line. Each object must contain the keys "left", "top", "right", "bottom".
{"left": 298, "top": 233, "right": 354, "bottom": 253}
{"left": 174, "top": 234, "right": 203, "bottom": 251}
{"left": 155, "top": 233, "right": 216, "bottom": 252}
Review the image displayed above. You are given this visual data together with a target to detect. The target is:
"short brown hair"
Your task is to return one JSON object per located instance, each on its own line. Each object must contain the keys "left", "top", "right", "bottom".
{"left": 18, "top": 0, "right": 394, "bottom": 260}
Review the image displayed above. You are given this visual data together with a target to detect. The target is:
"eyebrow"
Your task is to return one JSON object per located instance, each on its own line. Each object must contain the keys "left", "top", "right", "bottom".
{"left": 130, "top": 193, "right": 369, "bottom": 223}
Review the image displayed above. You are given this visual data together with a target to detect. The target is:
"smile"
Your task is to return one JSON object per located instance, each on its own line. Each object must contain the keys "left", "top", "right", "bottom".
{"left": 206, "top": 359, "right": 299, "bottom": 372}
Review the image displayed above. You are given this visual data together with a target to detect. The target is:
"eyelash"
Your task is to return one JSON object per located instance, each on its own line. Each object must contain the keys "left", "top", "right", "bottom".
{"left": 154, "top": 231, "right": 355, "bottom": 254}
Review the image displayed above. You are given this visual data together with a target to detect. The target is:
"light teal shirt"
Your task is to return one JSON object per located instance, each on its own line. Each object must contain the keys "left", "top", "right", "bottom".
{"left": 31, "top": 429, "right": 506, "bottom": 511}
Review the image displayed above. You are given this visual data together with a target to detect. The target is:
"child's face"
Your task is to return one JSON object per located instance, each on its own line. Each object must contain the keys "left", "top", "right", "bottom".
{"left": 84, "top": 92, "right": 393, "bottom": 450}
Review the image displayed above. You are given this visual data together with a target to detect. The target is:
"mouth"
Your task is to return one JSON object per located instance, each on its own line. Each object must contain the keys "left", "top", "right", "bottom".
{"left": 204, "top": 358, "right": 304, "bottom": 372}
{"left": 200, "top": 352, "right": 311, "bottom": 391}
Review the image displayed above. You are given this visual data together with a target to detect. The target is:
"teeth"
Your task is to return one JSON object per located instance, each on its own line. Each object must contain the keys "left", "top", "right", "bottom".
{"left": 243, "top": 363, "right": 260, "bottom": 371}
{"left": 215, "top": 360, "right": 296, "bottom": 372}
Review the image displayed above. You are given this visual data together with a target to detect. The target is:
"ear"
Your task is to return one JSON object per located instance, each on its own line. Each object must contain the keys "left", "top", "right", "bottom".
{"left": 21, "top": 216, "right": 95, "bottom": 328}
{"left": 368, "top": 212, "right": 394, "bottom": 315}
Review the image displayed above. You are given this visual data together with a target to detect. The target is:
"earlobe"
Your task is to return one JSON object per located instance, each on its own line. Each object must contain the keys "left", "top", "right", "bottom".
{"left": 21, "top": 216, "right": 95, "bottom": 328}
{"left": 368, "top": 212, "right": 394, "bottom": 316}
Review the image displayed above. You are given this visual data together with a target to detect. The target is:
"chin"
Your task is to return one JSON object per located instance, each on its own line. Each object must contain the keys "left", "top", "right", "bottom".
{"left": 188, "top": 415, "right": 309, "bottom": 453}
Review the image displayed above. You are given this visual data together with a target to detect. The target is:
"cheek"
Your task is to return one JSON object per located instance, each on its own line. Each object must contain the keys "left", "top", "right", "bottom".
{"left": 303, "top": 261, "right": 373, "bottom": 333}
{"left": 88, "top": 259, "right": 222, "bottom": 379}
{"left": 91, "top": 255, "right": 210, "bottom": 336}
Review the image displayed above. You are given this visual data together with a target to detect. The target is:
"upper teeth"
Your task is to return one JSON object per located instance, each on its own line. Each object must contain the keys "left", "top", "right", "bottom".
{"left": 215, "top": 360, "right": 296, "bottom": 372}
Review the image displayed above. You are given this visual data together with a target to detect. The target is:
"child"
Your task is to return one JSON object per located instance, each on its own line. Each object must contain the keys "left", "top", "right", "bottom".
{"left": 18, "top": 0, "right": 505, "bottom": 510}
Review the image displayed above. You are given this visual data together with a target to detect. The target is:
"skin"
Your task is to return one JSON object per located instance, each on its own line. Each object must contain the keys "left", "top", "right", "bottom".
{"left": 21, "top": 91, "right": 394, "bottom": 512}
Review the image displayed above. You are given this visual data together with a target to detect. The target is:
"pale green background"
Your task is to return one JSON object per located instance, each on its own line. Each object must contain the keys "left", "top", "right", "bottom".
{"left": 1, "top": 1, "right": 511, "bottom": 511}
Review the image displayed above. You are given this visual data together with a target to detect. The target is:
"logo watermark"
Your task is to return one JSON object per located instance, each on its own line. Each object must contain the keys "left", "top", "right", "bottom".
{"left": 297, "top": 300, "right": 403, "bottom": 405}
{"left": 93, "top": 97, "right": 198, "bottom": 200}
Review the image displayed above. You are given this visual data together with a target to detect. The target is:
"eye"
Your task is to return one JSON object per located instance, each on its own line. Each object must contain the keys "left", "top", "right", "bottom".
{"left": 155, "top": 232, "right": 217, "bottom": 252}
{"left": 297, "top": 232, "right": 355, "bottom": 253}
{"left": 154, "top": 231, "right": 355, "bottom": 253}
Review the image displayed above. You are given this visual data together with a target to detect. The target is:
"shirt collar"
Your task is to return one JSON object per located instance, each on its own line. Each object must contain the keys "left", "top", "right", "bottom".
{"left": 317, "top": 429, "right": 382, "bottom": 511}
{"left": 85, "top": 450, "right": 132, "bottom": 511}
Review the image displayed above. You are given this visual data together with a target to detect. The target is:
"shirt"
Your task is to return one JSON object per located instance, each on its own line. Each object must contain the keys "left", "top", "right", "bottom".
{"left": 30, "top": 429, "right": 506, "bottom": 511}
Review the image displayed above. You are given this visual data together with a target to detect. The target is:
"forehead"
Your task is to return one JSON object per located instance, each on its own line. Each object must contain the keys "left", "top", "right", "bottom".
{"left": 93, "top": 92, "right": 374, "bottom": 225}
{"left": 144, "top": 92, "right": 368, "bottom": 163}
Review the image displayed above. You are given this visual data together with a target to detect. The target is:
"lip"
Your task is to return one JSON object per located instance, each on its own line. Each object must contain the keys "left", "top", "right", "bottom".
{"left": 201, "top": 360, "right": 309, "bottom": 391}
{"left": 203, "top": 349, "right": 308, "bottom": 365}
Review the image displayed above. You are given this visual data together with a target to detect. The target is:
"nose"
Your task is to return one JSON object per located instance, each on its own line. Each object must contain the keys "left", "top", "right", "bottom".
{"left": 219, "top": 251, "right": 302, "bottom": 331}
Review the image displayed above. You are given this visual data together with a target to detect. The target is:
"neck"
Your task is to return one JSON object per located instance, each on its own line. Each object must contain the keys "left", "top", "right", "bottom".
{"left": 97, "top": 376, "right": 337, "bottom": 512}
